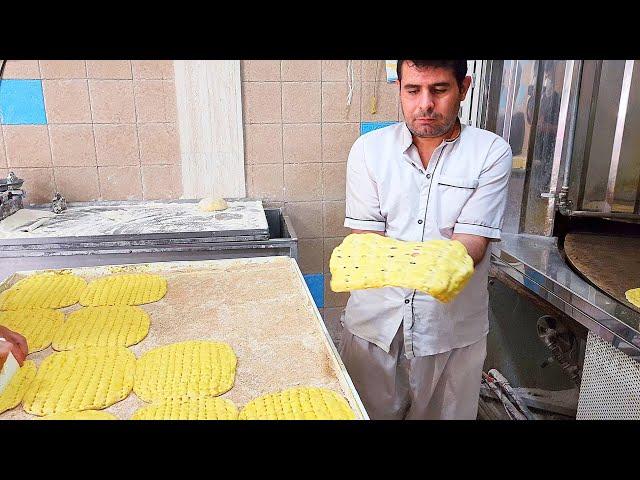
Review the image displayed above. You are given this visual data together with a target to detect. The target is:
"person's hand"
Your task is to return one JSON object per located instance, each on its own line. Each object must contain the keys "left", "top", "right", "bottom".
{"left": 0, "top": 325, "right": 28, "bottom": 366}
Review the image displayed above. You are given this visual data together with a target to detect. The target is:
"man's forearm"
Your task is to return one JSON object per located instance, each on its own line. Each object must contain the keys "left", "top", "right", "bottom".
{"left": 451, "top": 233, "right": 490, "bottom": 266}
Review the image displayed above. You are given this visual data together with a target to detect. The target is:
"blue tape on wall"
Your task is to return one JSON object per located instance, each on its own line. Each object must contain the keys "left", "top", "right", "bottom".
{"left": 360, "top": 121, "right": 398, "bottom": 136}
{"left": 0, "top": 79, "right": 47, "bottom": 125}
{"left": 303, "top": 273, "right": 324, "bottom": 309}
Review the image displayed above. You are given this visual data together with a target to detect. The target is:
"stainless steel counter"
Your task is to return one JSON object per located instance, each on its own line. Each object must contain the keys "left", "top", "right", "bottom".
{"left": 492, "top": 233, "right": 640, "bottom": 358}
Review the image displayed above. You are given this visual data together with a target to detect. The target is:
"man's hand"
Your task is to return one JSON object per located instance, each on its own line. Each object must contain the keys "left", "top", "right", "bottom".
{"left": 451, "top": 233, "right": 490, "bottom": 266}
{"left": 0, "top": 325, "right": 28, "bottom": 367}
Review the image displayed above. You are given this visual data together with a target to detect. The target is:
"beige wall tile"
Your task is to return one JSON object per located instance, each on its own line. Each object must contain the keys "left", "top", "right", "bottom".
{"left": 39, "top": 61, "right": 86, "bottom": 79}
{"left": 283, "top": 124, "right": 321, "bottom": 164}
{"left": 49, "top": 124, "right": 96, "bottom": 167}
{"left": 241, "top": 60, "right": 281, "bottom": 81}
{"left": 361, "top": 82, "right": 399, "bottom": 121}
{"left": 3, "top": 125, "right": 51, "bottom": 168}
{"left": 42, "top": 80, "right": 92, "bottom": 124}
{"left": 94, "top": 124, "right": 140, "bottom": 167}
{"left": 138, "top": 123, "right": 179, "bottom": 165}
{"left": 10, "top": 167, "right": 55, "bottom": 205}
{"left": 132, "top": 61, "right": 174, "bottom": 80}
{"left": 362, "top": 60, "right": 389, "bottom": 82}
{"left": 284, "top": 163, "right": 322, "bottom": 201}
{"left": 86, "top": 61, "right": 132, "bottom": 79}
{"left": 54, "top": 166, "right": 100, "bottom": 201}
{"left": 322, "top": 162, "right": 347, "bottom": 200}
{"left": 244, "top": 124, "right": 282, "bottom": 164}
{"left": 2, "top": 61, "right": 40, "bottom": 79}
{"left": 89, "top": 80, "right": 136, "bottom": 123}
{"left": 141, "top": 165, "right": 182, "bottom": 200}
{"left": 99, "top": 166, "right": 143, "bottom": 200}
{"left": 322, "top": 123, "right": 359, "bottom": 163}
{"left": 282, "top": 82, "right": 321, "bottom": 123}
{"left": 324, "top": 274, "right": 350, "bottom": 308}
{"left": 323, "top": 236, "right": 346, "bottom": 274}
{"left": 241, "top": 82, "right": 281, "bottom": 124}
{"left": 247, "top": 164, "right": 284, "bottom": 202}
{"left": 323, "top": 200, "right": 349, "bottom": 237}
{"left": 322, "top": 81, "right": 361, "bottom": 122}
{"left": 321, "top": 60, "right": 361, "bottom": 82}
{"left": 282, "top": 61, "right": 321, "bottom": 81}
{"left": 297, "top": 238, "right": 324, "bottom": 274}
{"left": 133, "top": 80, "right": 175, "bottom": 123}
{"left": 0, "top": 130, "right": 6, "bottom": 169}
{"left": 284, "top": 201, "right": 323, "bottom": 238}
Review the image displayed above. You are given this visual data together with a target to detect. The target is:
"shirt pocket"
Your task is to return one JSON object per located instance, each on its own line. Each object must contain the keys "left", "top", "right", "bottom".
{"left": 435, "top": 175, "right": 479, "bottom": 237}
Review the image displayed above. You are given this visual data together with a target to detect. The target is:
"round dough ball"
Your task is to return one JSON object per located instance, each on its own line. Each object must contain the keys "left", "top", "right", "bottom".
{"left": 198, "top": 197, "right": 228, "bottom": 212}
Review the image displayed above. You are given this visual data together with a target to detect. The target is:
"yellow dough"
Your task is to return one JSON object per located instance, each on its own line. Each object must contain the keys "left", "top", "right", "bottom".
{"left": 0, "top": 309, "right": 64, "bottom": 353}
{"left": 23, "top": 346, "right": 136, "bottom": 416}
{"left": 329, "top": 233, "right": 474, "bottom": 302}
{"left": 79, "top": 273, "right": 167, "bottom": 307}
{"left": 131, "top": 396, "right": 238, "bottom": 420}
{"left": 238, "top": 386, "right": 356, "bottom": 420}
{"left": 0, "top": 272, "right": 86, "bottom": 311}
{"left": 134, "top": 340, "right": 237, "bottom": 403}
{"left": 52, "top": 306, "right": 150, "bottom": 351}
{"left": 198, "top": 197, "right": 228, "bottom": 212}
{"left": 626, "top": 288, "right": 640, "bottom": 308}
{"left": 0, "top": 361, "right": 36, "bottom": 414}
{"left": 40, "top": 410, "right": 117, "bottom": 420}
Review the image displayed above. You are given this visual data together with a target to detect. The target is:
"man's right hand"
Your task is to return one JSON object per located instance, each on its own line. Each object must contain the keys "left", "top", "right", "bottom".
{"left": 0, "top": 326, "right": 28, "bottom": 368}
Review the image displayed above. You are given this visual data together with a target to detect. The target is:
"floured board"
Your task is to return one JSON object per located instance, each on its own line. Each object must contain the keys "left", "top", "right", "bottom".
{"left": 0, "top": 200, "right": 269, "bottom": 240}
{"left": 0, "top": 257, "right": 367, "bottom": 420}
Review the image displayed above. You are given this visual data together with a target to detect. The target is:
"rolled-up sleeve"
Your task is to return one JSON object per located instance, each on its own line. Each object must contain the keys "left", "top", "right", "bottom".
{"left": 453, "top": 138, "right": 513, "bottom": 240}
{"left": 343, "top": 137, "right": 386, "bottom": 232}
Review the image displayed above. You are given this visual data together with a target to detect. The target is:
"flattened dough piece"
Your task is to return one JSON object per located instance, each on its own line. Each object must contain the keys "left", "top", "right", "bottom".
{"left": 0, "top": 272, "right": 86, "bottom": 311}
{"left": 329, "top": 233, "right": 474, "bottom": 302}
{"left": 238, "top": 386, "right": 356, "bottom": 420}
{"left": 52, "top": 306, "right": 150, "bottom": 351}
{"left": 79, "top": 273, "right": 167, "bottom": 306}
{"left": 0, "top": 361, "right": 36, "bottom": 414}
{"left": 198, "top": 197, "right": 228, "bottom": 212}
{"left": 131, "top": 396, "right": 238, "bottom": 420}
{"left": 23, "top": 346, "right": 136, "bottom": 416}
{"left": 134, "top": 340, "right": 237, "bottom": 403}
{"left": 626, "top": 288, "right": 640, "bottom": 308}
{"left": 40, "top": 410, "right": 117, "bottom": 420}
{"left": 0, "top": 309, "right": 64, "bottom": 353}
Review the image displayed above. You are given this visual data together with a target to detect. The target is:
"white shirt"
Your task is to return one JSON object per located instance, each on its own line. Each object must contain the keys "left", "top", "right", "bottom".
{"left": 342, "top": 121, "right": 512, "bottom": 358}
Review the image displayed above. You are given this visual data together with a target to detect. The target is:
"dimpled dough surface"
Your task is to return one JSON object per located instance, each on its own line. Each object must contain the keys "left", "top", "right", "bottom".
{"left": 134, "top": 340, "right": 237, "bottom": 403}
{"left": 0, "top": 361, "right": 37, "bottom": 414}
{"left": 626, "top": 288, "right": 640, "bottom": 308}
{"left": 330, "top": 233, "right": 474, "bottom": 302}
{"left": 52, "top": 306, "right": 150, "bottom": 351}
{"left": 0, "top": 310, "right": 64, "bottom": 353}
{"left": 79, "top": 273, "right": 167, "bottom": 306}
{"left": 238, "top": 386, "right": 356, "bottom": 420}
{"left": 131, "top": 396, "right": 238, "bottom": 420}
{"left": 40, "top": 410, "right": 117, "bottom": 420}
{"left": 0, "top": 272, "right": 86, "bottom": 310}
{"left": 22, "top": 346, "right": 136, "bottom": 416}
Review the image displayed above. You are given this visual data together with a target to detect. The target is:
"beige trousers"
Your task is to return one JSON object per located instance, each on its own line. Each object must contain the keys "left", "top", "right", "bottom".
{"left": 339, "top": 323, "right": 487, "bottom": 420}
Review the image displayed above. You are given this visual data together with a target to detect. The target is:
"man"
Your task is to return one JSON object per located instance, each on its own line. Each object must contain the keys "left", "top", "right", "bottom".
{"left": 0, "top": 325, "right": 27, "bottom": 370}
{"left": 339, "top": 60, "right": 512, "bottom": 420}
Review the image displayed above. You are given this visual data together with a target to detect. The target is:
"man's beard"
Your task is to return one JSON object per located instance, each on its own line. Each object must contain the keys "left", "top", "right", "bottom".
{"left": 407, "top": 113, "right": 457, "bottom": 138}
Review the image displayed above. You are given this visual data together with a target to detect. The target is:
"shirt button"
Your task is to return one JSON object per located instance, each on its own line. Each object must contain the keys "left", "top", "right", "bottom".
{"left": 418, "top": 219, "right": 423, "bottom": 224}
{"left": 405, "top": 299, "right": 410, "bottom": 304}
{"left": 426, "top": 173, "right": 431, "bottom": 179}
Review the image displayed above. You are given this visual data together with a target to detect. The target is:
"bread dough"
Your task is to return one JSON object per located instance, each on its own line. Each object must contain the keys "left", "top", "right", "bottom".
{"left": 23, "top": 346, "right": 136, "bottom": 416}
{"left": 0, "top": 361, "right": 36, "bottom": 415}
{"left": 0, "top": 272, "right": 86, "bottom": 311}
{"left": 134, "top": 340, "right": 237, "bottom": 403}
{"left": 40, "top": 410, "right": 117, "bottom": 420}
{"left": 79, "top": 273, "right": 167, "bottom": 307}
{"left": 198, "top": 197, "right": 228, "bottom": 212}
{"left": 52, "top": 306, "right": 150, "bottom": 351}
{"left": 626, "top": 288, "right": 640, "bottom": 308}
{"left": 0, "top": 309, "right": 64, "bottom": 353}
{"left": 329, "top": 233, "right": 474, "bottom": 302}
{"left": 131, "top": 396, "right": 238, "bottom": 420}
{"left": 238, "top": 386, "right": 356, "bottom": 420}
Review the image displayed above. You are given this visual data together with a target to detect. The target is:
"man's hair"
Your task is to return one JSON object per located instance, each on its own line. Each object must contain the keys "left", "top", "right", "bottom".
{"left": 396, "top": 60, "right": 468, "bottom": 88}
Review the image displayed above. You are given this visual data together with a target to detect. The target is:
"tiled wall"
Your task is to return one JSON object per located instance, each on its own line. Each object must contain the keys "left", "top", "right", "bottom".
{"left": 0, "top": 60, "right": 181, "bottom": 204}
{"left": 241, "top": 60, "right": 401, "bottom": 346}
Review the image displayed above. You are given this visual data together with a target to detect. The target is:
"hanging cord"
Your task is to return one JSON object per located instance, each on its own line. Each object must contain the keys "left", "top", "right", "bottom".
{"left": 345, "top": 60, "right": 354, "bottom": 116}
{"left": 369, "top": 60, "right": 383, "bottom": 115}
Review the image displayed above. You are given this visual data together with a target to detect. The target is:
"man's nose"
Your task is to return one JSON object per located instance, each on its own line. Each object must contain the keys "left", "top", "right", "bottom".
{"left": 418, "top": 91, "right": 435, "bottom": 111}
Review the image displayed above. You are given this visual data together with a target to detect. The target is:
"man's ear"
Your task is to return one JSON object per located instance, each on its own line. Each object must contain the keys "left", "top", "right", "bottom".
{"left": 459, "top": 75, "right": 472, "bottom": 100}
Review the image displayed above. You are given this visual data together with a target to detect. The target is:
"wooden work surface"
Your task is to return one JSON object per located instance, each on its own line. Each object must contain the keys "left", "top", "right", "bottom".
{"left": 564, "top": 233, "right": 640, "bottom": 313}
{"left": 0, "top": 257, "right": 366, "bottom": 420}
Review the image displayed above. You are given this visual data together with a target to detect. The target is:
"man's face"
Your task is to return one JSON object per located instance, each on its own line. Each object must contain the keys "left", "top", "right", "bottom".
{"left": 398, "top": 62, "right": 471, "bottom": 138}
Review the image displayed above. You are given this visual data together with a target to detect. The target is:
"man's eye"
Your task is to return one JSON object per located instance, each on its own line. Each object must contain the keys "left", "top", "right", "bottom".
{"left": 433, "top": 89, "right": 446, "bottom": 94}
{"left": 407, "top": 90, "right": 418, "bottom": 94}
